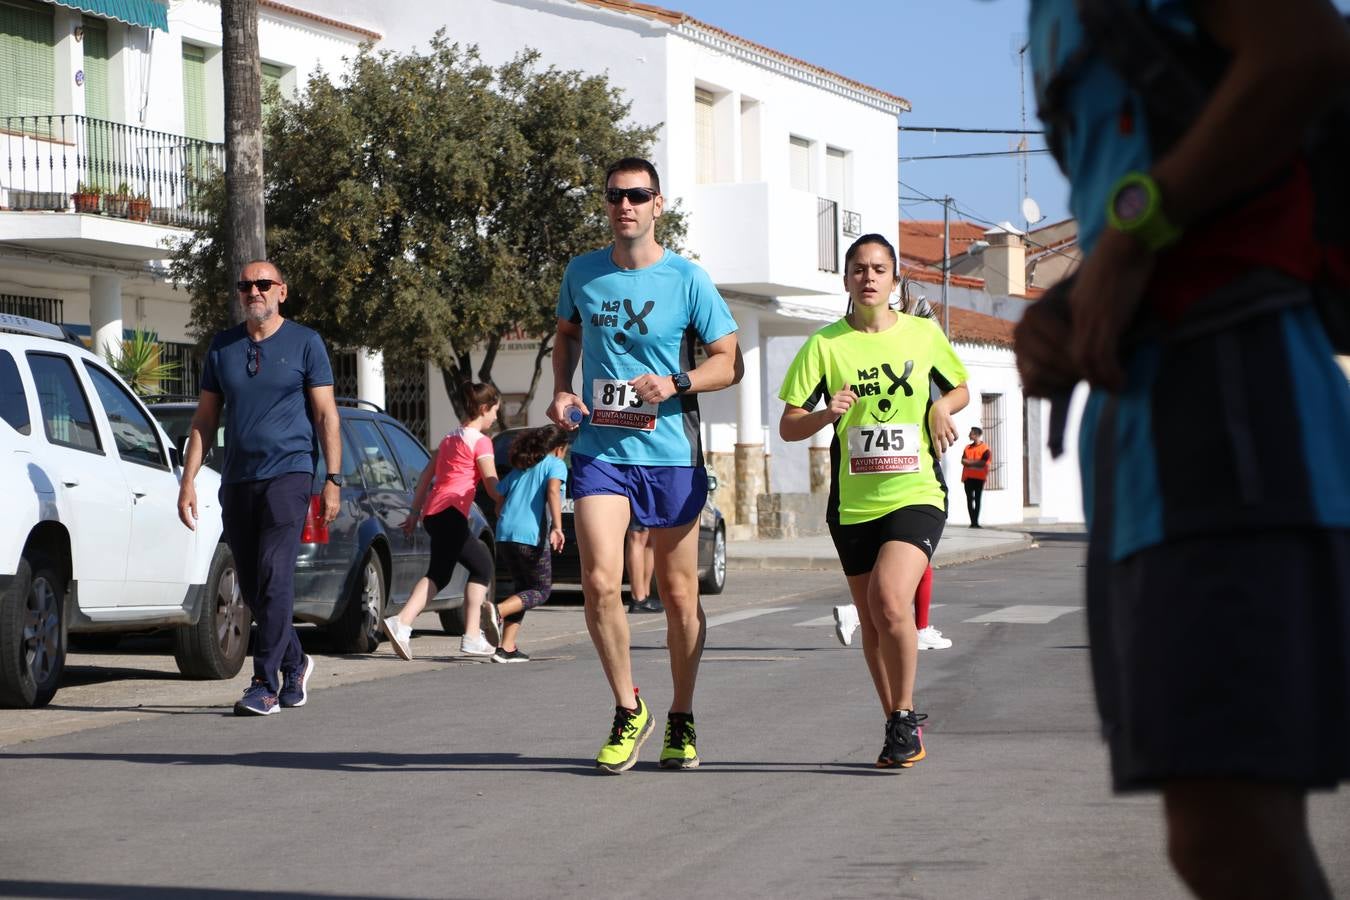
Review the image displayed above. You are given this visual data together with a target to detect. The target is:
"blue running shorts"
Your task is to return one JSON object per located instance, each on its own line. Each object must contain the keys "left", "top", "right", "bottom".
{"left": 571, "top": 453, "right": 707, "bottom": 529}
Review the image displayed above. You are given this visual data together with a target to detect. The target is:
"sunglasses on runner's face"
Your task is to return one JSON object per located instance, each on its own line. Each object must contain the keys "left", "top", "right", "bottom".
{"left": 605, "top": 187, "right": 657, "bottom": 205}
{"left": 246, "top": 342, "right": 260, "bottom": 377}
{"left": 237, "top": 278, "right": 281, "bottom": 294}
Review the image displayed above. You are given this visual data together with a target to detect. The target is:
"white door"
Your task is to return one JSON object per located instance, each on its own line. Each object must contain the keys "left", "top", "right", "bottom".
{"left": 82, "top": 363, "right": 196, "bottom": 606}
{"left": 26, "top": 352, "right": 131, "bottom": 608}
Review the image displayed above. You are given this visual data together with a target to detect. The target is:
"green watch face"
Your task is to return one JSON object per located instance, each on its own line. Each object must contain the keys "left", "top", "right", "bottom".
{"left": 1113, "top": 183, "right": 1150, "bottom": 223}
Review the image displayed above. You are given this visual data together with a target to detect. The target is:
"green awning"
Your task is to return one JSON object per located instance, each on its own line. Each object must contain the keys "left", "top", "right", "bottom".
{"left": 42, "top": 0, "right": 168, "bottom": 32}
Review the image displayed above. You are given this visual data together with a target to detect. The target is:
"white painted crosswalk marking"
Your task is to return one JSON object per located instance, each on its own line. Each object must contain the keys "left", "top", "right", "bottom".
{"left": 793, "top": 604, "right": 946, "bottom": 628}
{"left": 963, "top": 605, "right": 1082, "bottom": 624}
{"left": 794, "top": 615, "right": 835, "bottom": 628}
{"left": 705, "top": 607, "right": 796, "bottom": 628}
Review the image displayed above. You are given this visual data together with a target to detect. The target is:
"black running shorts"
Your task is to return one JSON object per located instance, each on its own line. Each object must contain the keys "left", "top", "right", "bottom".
{"left": 1088, "top": 528, "right": 1350, "bottom": 792}
{"left": 828, "top": 504, "right": 945, "bottom": 576}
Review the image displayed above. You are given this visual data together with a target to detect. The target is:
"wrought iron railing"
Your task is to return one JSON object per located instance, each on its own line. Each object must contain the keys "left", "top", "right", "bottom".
{"left": 0, "top": 114, "right": 223, "bottom": 228}
{"left": 817, "top": 197, "right": 839, "bottom": 273}
{"left": 0, "top": 293, "right": 64, "bottom": 325}
{"left": 842, "top": 208, "right": 862, "bottom": 238}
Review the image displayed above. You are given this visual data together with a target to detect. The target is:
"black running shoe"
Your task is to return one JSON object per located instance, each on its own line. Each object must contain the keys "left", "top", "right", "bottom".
{"left": 876, "top": 710, "right": 928, "bottom": 768}
{"left": 630, "top": 595, "right": 663, "bottom": 614}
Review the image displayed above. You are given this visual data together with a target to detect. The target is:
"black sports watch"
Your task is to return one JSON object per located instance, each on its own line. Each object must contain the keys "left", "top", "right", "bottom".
{"left": 324, "top": 473, "right": 345, "bottom": 487}
{"left": 671, "top": 372, "right": 692, "bottom": 394}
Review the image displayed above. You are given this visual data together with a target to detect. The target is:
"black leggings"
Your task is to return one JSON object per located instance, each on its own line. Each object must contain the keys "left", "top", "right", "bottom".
{"left": 422, "top": 507, "right": 493, "bottom": 592}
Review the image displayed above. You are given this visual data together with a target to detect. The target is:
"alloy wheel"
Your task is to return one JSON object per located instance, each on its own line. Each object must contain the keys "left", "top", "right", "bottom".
{"left": 22, "top": 574, "right": 61, "bottom": 685}
{"left": 215, "top": 564, "right": 248, "bottom": 663}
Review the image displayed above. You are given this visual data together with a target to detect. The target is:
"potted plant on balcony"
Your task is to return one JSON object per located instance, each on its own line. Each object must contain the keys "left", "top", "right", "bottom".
{"left": 71, "top": 182, "right": 102, "bottom": 214}
{"left": 104, "top": 182, "right": 132, "bottom": 218}
{"left": 128, "top": 192, "right": 151, "bottom": 222}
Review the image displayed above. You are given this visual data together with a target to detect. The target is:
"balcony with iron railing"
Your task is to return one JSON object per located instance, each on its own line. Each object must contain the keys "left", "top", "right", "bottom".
{"left": 0, "top": 114, "right": 223, "bottom": 229}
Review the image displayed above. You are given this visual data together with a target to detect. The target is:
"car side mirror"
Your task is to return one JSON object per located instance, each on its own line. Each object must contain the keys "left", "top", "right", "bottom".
{"left": 706, "top": 473, "right": 718, "bottom": 492}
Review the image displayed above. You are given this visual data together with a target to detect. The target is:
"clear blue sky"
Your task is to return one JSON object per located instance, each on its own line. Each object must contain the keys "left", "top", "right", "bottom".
{"left": 666, "top": 0, "right": 1073, "bottom": 232}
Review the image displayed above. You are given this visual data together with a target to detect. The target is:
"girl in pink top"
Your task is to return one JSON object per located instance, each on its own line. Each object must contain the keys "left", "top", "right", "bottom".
{"left": 382, "top": 382, "right": 504, "bottom": 658}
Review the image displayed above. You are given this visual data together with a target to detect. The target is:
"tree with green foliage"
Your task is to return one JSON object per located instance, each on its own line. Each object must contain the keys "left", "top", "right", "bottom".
{"left": 170, "top": 36, "right": 686, "bottom": 418}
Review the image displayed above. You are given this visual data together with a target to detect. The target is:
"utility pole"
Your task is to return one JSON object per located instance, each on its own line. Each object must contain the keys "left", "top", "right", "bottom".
{"left": 941, "top": 195, "right": 952, "bottom": 335}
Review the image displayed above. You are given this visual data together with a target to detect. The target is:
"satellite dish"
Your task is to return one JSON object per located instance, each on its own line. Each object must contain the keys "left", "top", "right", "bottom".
{"left": 1021, "top": 196, "right": 1043, "bottom": 225}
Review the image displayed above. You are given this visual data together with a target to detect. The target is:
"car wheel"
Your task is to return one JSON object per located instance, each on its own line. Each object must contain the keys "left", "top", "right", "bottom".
{"left": 0, "top": 558, "right": 66, "bottom": 708}
{"left": 174, "top": 543, "right": 249, "bottom": 680}
{"left": 332, "top": 551, "right": 386, "bottom": 653}
{"left": 698, "top": 525, "right": 727, "bottom": 595}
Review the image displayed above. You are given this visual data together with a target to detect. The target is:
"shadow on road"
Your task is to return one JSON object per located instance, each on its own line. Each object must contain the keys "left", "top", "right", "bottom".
{"left": 1, "top": 749, "right": 917, "bottom": 778}
{"left": 0, "top": 881, "right": 432, "bottom": 900}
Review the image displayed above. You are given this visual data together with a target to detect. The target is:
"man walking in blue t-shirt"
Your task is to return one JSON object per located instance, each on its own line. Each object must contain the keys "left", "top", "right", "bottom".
{"left": 549, "top": 158, "right": 741, "bottom": 773}
{"left": 177, "top": 260, "right": 343, "bottom": 716}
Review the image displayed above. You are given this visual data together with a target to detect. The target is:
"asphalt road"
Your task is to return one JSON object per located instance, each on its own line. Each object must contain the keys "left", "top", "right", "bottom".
{"left": 2, "top": 540, "right": 1347, "bottom": 899}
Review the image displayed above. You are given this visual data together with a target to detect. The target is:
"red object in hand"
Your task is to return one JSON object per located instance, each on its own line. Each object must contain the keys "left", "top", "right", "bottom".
{"left": 300, "top": 494, "right": 329, "bottom": 544}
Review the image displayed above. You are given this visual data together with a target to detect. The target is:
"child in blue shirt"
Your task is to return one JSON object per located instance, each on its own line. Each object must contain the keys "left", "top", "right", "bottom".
{"left": 488, "top": 425, "right": 570, "bottom": 662}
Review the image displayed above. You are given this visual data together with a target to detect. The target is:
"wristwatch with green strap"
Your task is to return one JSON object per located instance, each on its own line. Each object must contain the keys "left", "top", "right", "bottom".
{"left": 1106, "top": 171, "right": 1182, "bottom": 252}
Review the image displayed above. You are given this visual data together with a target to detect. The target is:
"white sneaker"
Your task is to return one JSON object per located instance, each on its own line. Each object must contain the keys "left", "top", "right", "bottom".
{"left": 381, "top": 616, "right": 413, "bottom": 661}
{"left": 832, "top": 604, "right": 859, "bottom": 646}
{"left": 459, "top": 633, "right": 495, "bottom": 657}
{"left": 481, "top": 599, "right": 503, "bottom": 647}
{"left": 917, "top": 626, "right": 953, "bottom": 650}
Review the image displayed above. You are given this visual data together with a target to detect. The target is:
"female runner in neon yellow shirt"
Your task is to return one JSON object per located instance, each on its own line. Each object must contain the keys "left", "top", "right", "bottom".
{"left": 779, "top": 233, "right": 969, "bottom": 767}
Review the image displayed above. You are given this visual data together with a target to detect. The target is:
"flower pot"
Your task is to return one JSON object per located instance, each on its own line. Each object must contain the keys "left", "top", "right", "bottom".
{"left": 11, "top": 190, "right": 66, "bottom": 211}
{"left": 72, "top": 192, "right": 101, "bottom": 214}
{"left": 103, "top": 194, "right": 131, "bottom": 218}
{"left": 128, "top": 198, "right": 151, "bottom": 222}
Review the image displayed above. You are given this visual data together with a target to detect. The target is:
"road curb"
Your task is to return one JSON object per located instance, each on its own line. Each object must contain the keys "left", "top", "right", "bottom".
{"left": 726, "top": 533, "right": 1035, "bottom": 572}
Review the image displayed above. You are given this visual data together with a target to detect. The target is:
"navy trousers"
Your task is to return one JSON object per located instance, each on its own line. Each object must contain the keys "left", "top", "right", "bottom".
{"left": 220, "top": 471, "right": 311, "bottom": 692}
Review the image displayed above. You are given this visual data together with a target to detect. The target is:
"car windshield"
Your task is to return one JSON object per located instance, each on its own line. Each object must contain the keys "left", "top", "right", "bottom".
{"left": 148, "top": 405, "right": 227, "bottom": 472}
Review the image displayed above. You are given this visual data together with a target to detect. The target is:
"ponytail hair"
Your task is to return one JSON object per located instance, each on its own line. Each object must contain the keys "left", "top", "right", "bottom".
{"left": 458, "top": 381, "right": 500, "bottom": 419}
{"left": 509, "top": 423, "right": 569, "bottom": 471}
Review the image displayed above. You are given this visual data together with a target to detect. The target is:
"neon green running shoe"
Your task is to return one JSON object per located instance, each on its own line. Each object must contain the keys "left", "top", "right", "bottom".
{"left": 658, "top": 712, "right": 699, "bottom": 770}
{"left": 595, "top": 696, "right": 652, "bottom": 774}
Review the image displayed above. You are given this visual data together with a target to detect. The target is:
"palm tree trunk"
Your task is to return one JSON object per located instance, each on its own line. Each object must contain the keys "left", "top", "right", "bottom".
{"left": 221, "top": 0, "right": 265, "bottom": 326}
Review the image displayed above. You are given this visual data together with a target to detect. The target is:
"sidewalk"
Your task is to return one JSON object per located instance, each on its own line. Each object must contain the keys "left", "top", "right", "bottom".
{"left": 727, "top": 524, "right": 1035, "bottom": 572}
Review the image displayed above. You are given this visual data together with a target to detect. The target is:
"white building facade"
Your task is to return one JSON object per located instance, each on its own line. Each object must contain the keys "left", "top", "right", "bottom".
{"left": 0, "top": 0, "right": 373, "bottom": 388}
{"left": 299, "top": 0, "right": 908, "bottom": 532}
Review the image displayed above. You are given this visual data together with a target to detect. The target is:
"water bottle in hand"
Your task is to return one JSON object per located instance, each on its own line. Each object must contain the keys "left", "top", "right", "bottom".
{"left": 564, "top": 405, "right": 584, "bottom": 425}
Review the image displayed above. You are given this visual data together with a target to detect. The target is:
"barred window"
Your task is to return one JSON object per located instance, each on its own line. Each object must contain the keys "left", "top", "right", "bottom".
{"left": 981, "top": 393, "right": 1005, "bottom": 490}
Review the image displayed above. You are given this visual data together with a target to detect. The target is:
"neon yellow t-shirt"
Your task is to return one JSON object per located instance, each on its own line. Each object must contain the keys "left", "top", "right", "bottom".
{"left": 778, "top": 315, "right": 969, "bottom": 525}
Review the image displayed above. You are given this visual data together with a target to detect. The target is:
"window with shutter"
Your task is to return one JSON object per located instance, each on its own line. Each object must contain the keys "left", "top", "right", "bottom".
{"left": 261, "top": 61, "right": 284, "bottom": 121}
{"left": 81, "top": 16, "right": 108, "bottom": 121}
{"left": 0, "top": 0, "right": 55, "bottom": 122}
{"left": 181, "top": 43, "right": 207, "bottom": 140}
{"left": 694, "top": 87, "right": 715, "bottom": 185}
{"left": 789, "top": 136, "right": 811, "bottom": 192}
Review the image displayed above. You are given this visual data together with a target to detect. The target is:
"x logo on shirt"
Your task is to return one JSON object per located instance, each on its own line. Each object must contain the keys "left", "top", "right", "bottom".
{"left": 623, "top": 298, "right": 655, "bottom": 334}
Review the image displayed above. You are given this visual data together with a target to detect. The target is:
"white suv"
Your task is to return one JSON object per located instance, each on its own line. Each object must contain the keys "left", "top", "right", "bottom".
{"left": 0, "top": 314, "right": 244, "bottom": 708}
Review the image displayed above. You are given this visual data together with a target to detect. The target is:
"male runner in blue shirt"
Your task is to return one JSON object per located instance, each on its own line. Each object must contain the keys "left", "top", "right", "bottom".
{"left": 550, "top": 158, "right": 741, "bottom": 773}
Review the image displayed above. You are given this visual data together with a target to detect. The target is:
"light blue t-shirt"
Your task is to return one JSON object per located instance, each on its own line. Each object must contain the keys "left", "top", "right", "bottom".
{"left": 495, "top": 454, "right": 568, "bottom": 546}
{"left": 556, "top": 247, "right": 737, "bottom": 467}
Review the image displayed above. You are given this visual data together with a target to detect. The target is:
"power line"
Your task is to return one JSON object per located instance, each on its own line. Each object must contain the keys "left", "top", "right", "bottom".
{"left": 899, "top": 125, "right": 1043, "bottom": 135}
{"left": 897, "top": 180, "right": 1082, "bottom": 266}
{"left": 900, "top": 149, "right": 1052, "bottom": 162}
